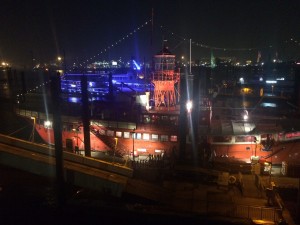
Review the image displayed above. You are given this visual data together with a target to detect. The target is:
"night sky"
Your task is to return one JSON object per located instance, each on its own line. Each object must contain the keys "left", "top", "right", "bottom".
{"left": 1, "top": 0, "right": 300, "bottom": 68}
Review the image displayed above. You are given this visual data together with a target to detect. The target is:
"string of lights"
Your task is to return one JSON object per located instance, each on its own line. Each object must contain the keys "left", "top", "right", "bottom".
{"left": 159, "top": 24, "right": 259, "bottom": 52}
{"left": 70, "top": 22, "right": 299, "bottom": 70}
{"left": 160, "top": 26, "right": 300, "bottom": 58}
{"left": 16, "top": 81, "right": 51, "bottom": 101}
{"left": 76, "top": 19, "right": 152, "bottom": 69}
{"left": 72, "top": 22, "right": 300, "bottom": 70}
{"left": 17, "top": 20, "right": 152, "bottom": 99}
{"left": 285, "top": 37, "right": 300, "bottom": 47}
{"left": 16, "top": 30, "right": 299, "bottom": 100}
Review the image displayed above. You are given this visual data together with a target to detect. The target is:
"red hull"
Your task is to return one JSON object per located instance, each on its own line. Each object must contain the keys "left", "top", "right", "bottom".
{"left": 35, "top": 124, "right": 179, "bottom": 157}
{"left": 212, "top": 141, "right": 300, "bottom": 164}
{"left": 34, "top": 121, "right": 300, "bottom": 164}
{"left": 35, "top": 125, "right": 110, "bottom": 152}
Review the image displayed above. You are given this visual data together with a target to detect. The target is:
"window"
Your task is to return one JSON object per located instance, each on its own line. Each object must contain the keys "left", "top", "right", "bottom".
{"left": 161, "top": 115, "right": 169, "bottom": 123}
{"left": 107, "top": 130, "right": 114, "bottom": 136}
{"left": 137, "top": 148, "right": 147, "bottom": 152}
{"left": 161, "top": 135, "right": 168, "bottom": 142}
{"left": 116, "top": 131, "right": 122, "bottom": 138}
{"left": 143, "top": 115, "right": 151, "bottom": 123}
{"left": 99, "top": 129, "right": 106, "bottom": 135}
{"left": 235, "top": 135, "right": 255, "bottom": 143}
{"left": 212, "top": 136, "right": 232, "bottom": 143}
{"left": 170, "top": 116, "right": 178, "bottom": 125}
{"left": 151, "top": 115, "right": 160, "bottom": 123}
{"left": 143, "top": 133, "right": 150, "bottom": 140}
{"left": 170, "top": 135, "right": 177, "bottom": 142}
{"left": 124, "top": 132, "right": 130, "bottom": 138}
{"left": 151, "top": 134, "right": 159, "bottom": 141}
{"left": 136, "top": 133, "right": 142, "bottom": 140}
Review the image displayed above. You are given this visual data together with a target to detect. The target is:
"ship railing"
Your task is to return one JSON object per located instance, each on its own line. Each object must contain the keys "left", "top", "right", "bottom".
{"left": 90, "top": 128, "right": 129, "bottom": 158}
{"left": 231, "top": 204, "right": 283, "bottom": 222}
{"left": 132, "top": 155, "right": 174, "bottom": 170}
{"left": 139, "top": 123, "right": 178, "bottom": 132}
{"left": 15, "top": 108, "right": 81, "bottom": 123}
{"left": 15, "top": 108, "right": 39, "bottom": 119}
{"left": 91, "top": 119, "right": 136, "bottom": 130}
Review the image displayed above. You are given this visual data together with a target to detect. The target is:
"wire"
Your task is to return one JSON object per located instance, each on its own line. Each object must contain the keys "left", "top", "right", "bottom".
{"left": 74, "top": 19, "right": 152, "bottom": 69}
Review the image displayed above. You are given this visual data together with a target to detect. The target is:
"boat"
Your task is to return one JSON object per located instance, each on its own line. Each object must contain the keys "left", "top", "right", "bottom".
{"left": 61, "top": 68, "right": 152, "bottom": 96}
{"left": 14, "top": 43, "right": 182, "bottom": 160}
{"left": 16, "top": 43, "right": 300, "bottom": 171}
{"left": 209, "top": 119, "right": 300, "bottom": 165}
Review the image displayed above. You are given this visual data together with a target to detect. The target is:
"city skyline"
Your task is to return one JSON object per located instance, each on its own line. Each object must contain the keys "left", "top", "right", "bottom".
{"left": 1, "top": 0, "right": 300, "bottom": 68}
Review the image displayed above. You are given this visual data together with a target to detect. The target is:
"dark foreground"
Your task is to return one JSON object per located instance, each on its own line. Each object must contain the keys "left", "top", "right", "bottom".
{"left": 0, "top": 164, "right": 256, "bottom": 225}
{"left": 0, "top": 102, "right": 293, "bottom": 225}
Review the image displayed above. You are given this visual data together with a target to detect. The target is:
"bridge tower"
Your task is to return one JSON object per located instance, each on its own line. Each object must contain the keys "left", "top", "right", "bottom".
{"left": 152, "top": 41, "right": 180, "bottom": 109}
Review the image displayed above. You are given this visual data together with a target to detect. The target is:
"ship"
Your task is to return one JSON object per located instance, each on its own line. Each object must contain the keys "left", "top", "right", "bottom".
{"left": 16, "top": 43, "right": 300, "bottom": 171}
{"left": 209, "top": 118, "right": 300, "bottom": 165}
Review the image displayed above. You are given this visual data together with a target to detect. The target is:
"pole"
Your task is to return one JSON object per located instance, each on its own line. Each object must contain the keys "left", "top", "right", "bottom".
{"left": 132, "top": 129, "right": 135, "bottom": 162}
{"left": 76, "top": 130, "right": 79, "bottom": 147}
{"left": 297, "top": 178, "right": 300, "bottom": 222}
{"left": 81, "top": 74, "right": 91, "bottom": 157}
{"left": 113, "top": 138, "right": 118, "bottom": 163}
{"left": 189, "top": 39, "right": 192, "bottom": 74}
{"left": 30, "top": 117, "right": 35, "bottom": 142}
{"left": 63, "top": 49, "right": 66, "bottom": 73}
{"left": 179, "top": 73, "right": 187, "bottom": 160}
{"left": 269, "top": 149, "right": 273, "bottom": 184}
{"left": 50, "top": 72, "right": 65, "bottom": 208}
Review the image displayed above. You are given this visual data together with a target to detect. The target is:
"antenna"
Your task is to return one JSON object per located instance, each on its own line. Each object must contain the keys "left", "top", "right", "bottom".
{"left": 189, "top": 39, "right": 192, "bottom": 74}
{"left": 151, "top": 8, "right": 154, "bottom": 47}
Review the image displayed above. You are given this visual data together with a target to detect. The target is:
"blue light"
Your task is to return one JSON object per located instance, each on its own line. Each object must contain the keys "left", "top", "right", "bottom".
{"left": 132, "top": 60, "right": 141, "bottom": 70}
{"left": 68, "top": 97, "right": 80, "bottom": 103}
{"left": 60, "top": 72, "right": 152, "bottom": 103}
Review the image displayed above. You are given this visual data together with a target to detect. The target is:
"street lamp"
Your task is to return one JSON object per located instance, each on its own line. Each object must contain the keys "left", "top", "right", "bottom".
{"left": 30, "top": 117, "right": 36, "bottom": 142}
{"left": 57, "top": 56, "right": 63, "bottom": 74}
{"left": 186, "top": 100, "right": 193, "bottom": 113}
{"left": 44, "top": 120, "right": 52, "bottom": 129}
